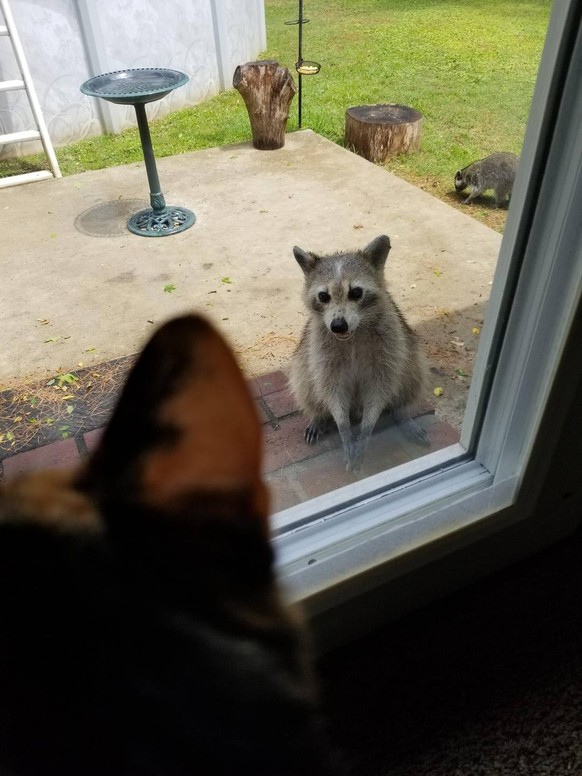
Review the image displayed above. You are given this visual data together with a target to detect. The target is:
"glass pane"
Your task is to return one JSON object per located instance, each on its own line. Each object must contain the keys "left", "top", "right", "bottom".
{"left": 0, "top": 0, "right": 551, "bottom": 520}
{"left": 261, "top": 0, "right": 551, "bottom": 512}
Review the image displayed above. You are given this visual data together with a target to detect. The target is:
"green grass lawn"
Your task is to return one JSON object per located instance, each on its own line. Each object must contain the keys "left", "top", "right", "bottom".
{"left": 1, "top": 0, "right": 550, "bottom": 230}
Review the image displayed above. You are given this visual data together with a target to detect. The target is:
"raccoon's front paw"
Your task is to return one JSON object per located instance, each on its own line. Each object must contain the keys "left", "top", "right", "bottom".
{"left": 305, "top": 422, "right": 321, "bottom": 445}
{"left": 346, "top": 455, "right": 362, "bottom": 474}
{"left": 401, "top": 418, "right": 431, "bottom": 447}
{"left": 346, "top": 441, "right": 365, "bottom": 473}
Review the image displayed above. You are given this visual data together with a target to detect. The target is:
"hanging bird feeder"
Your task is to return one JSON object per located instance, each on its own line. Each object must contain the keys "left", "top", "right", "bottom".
{"left": 285, "top": 0, "right": 321, "bottom": 128}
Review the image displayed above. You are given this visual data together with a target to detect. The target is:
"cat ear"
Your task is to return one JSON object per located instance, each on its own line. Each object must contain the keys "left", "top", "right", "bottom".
{"left": 84, "top": 315, "right": 267, "bottom": 525}
{"left": 362, "top": 235, "right": 391, "bottom": 269}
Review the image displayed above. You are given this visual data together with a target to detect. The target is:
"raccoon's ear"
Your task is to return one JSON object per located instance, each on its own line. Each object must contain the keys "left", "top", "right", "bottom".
{"left": 83, "top": 315, "right": 268, "bottom": 525}
{"left": 362, "top": 235, "right": 391, "bottom": 269}
{"left": 293, "top": 245, "right": 318, "bottom": 274}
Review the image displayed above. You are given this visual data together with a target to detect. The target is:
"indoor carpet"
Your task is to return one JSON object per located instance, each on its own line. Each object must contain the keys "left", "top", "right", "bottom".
{"left": 320, "top": 525, "right": 582, "bottom": 775}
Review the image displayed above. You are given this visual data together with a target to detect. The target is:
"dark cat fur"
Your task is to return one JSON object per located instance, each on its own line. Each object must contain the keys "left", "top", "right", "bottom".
{"left": 0, "top": 316, "right": 336, "bottom": 776}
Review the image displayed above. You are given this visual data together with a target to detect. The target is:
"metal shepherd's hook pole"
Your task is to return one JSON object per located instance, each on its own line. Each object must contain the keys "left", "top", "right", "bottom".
{"left": 298, "top": 0, "right": 304, "bottom": 128}
{"left": 285, "top": 0, "right": 320, "bottom": 129}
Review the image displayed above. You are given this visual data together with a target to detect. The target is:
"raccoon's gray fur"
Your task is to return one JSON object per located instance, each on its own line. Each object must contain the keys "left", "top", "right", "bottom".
{"left": 455, "top": 151, "right": 518, "bottom": 207}
{"left": 288, "top": 235, "right": 428, "bottom": 471}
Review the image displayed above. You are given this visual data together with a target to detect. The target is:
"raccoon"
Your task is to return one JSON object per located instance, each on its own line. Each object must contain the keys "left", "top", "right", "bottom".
{"left": 288, "top": 235, "right": 428, "bottom": 471}
{"left": 454, "top": 151, "right": 518, "bottom": 207}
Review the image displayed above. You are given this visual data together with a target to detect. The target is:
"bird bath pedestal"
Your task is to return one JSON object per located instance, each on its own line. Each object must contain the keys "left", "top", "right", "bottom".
{"left": 81, "top": 68, "right": 195, "bottom": 237}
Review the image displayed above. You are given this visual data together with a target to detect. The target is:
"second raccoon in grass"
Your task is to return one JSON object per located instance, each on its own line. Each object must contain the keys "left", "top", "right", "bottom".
{"left": 455, "top": 151, "right": 518, "bottom": 207}
{"left": 288, "top": 235, "right": 428, "bottom": 471}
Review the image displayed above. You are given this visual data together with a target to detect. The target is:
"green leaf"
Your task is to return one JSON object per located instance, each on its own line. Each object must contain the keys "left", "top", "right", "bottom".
{"left": 164, "top": 284, "right": 176, "bottom": 293}
{"left": 221, "top": 276, "right": 233, "bottom": 284}
{"left": 66, "top": 405, "right": 74, "bottom": 414}
{"left": 58, "top": 373, "right": 78, "bottom": 385}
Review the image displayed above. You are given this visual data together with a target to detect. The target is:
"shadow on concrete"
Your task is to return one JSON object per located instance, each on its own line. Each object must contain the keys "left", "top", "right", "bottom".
{"left": 74, "top": 199, "right": 148, "bottom": 238}
{"left": 414, "top": 299, "right": 490, "bottom": 431}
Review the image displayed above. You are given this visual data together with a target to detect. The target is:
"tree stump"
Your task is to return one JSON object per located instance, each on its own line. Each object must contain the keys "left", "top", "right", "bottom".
{"left": 233, "top": 60, "right": 297, "bottom": 150}
{"left": 345, "top": 104, "right": 423, "bottom": 163}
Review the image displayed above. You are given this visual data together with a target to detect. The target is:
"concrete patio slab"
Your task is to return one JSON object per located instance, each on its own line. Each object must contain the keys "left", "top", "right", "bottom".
{"left": 0, "top": 129, "right": 501, "bottom": 430}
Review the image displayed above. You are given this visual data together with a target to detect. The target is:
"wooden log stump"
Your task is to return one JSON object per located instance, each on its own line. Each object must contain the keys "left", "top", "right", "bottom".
{"left": 233, "top": 60, "right": 297, "bottom": 150}
{"left": 345, "top": 104, "right": 423, "bottom": 163}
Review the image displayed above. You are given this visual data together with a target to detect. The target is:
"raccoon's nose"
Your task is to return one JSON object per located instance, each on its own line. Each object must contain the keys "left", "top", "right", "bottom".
{"left": 330, "top": 317, "right": 349, "bottom": 334}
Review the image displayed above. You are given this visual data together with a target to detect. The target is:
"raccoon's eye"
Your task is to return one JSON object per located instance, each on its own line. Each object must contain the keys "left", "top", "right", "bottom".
{"left": 318, "top": 291, "right": 331, "bottom": 303}
{"left": 348, "top": 286, "right": 363, "bottom": 300}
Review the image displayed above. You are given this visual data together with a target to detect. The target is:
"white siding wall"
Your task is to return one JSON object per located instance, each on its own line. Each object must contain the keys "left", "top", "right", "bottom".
{"left": 0, "top": 0, "right": 266, "bottom": 157}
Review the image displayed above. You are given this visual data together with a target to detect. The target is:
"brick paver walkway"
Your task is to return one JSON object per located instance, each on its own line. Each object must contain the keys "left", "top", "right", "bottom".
{"left": 0, "top": 370, "right": 459, "bottom": 512}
